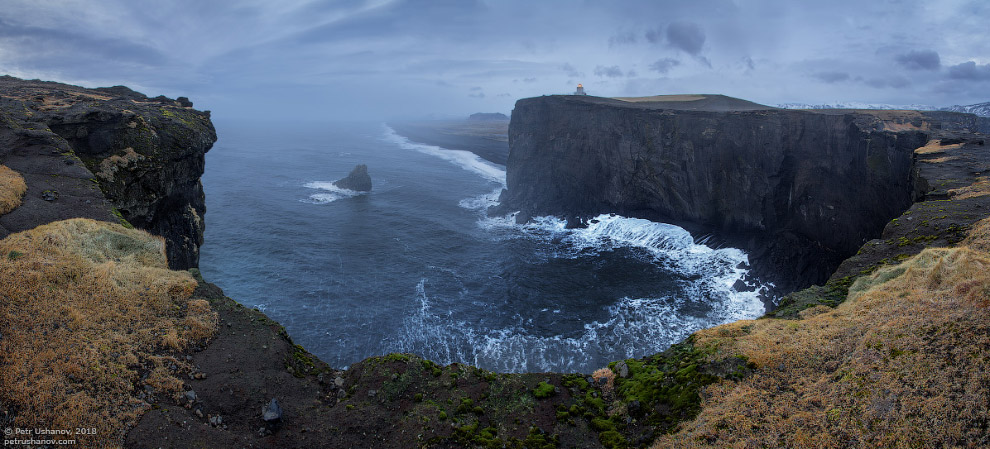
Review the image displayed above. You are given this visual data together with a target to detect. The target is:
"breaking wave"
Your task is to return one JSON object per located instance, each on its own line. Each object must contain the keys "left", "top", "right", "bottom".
{"left": 388, "top": 213, "right": 766, "bottom": 373}
{"left": 382, "top": 125, "right": 506, "bottom": 185}
{"left": 301, "top": 181, "right": 365, "bottom": 204}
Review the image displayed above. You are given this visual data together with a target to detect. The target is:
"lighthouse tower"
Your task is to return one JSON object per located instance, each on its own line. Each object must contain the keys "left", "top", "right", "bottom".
{"left": 574, "top": 84, "right": 587, "bottom": 95}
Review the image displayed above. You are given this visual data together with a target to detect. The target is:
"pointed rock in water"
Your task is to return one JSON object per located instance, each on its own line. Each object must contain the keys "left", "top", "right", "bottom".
{"left": 333, "top": 164, "right": 372, "bottom": 192}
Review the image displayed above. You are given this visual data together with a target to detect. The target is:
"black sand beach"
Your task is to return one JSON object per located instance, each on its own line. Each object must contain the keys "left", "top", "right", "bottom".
{"left": 388, "top": 120, "right": 509, "bottom": 165}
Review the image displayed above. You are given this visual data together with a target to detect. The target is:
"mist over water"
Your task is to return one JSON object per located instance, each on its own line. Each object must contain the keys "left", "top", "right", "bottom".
{"left": 200, "top": 121, "right": 765, "bottom": 374}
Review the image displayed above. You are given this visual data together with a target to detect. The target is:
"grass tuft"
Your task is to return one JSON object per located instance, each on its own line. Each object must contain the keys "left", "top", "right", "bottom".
{"left": 0, "top": 218, "right": 218, "bottom": 447}
{"left": 0, "top": 164, "right": 27, "bottom": 215}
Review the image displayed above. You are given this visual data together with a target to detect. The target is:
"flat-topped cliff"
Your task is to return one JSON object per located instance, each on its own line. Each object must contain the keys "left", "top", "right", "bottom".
{"left": 496, "top": 94, "right": 932, "bottom": 294}
{"left": 0, "top": 76, "right": 217, "bottom": 269}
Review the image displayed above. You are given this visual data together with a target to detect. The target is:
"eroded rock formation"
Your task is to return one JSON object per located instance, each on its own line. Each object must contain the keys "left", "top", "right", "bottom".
{"left": 0, "top": 76, "right": 217, "bottom": 269}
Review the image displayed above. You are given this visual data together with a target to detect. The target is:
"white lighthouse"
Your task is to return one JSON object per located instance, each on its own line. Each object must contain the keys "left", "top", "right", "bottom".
{"left": 574, "top": 84, "right": 587, "bottom": 95}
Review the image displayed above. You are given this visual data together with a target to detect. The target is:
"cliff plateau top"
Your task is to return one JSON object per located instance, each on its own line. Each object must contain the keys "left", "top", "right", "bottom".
{"left": 550, "top": 93, "right": 776, "bottom": 112}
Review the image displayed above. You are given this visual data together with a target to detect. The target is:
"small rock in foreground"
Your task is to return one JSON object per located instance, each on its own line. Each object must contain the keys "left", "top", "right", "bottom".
{"left": 262, "top": 398, "right": 282, "bottom": 422}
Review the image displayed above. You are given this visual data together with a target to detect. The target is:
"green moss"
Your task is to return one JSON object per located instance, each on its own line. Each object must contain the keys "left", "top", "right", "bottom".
{"left": 7, "top": 250, "right": 23, "bottom": 261}
{"left": 420, "top": 359, "right": 443, "bottom": 377}
{"left": 533, "top": 381, "right": 555, "bottom": 399}
{"left": 110, "top": 208, "right": 134, "bottom": 229}
{"left": 598, "top": 430, "right": 627, "bottom": 449}
{"left": 287, "top": 344, "right": 316, "bottom": 378}
{"left": 561, "top": 374, "right": 589, "bottom": 391}
{"left": 382, "top": 353, "right": 410, "bottom": 363}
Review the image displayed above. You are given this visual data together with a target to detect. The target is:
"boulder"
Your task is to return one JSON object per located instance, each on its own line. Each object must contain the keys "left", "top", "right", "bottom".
{"left": 333, "top": 164, "right": 372, "bottom": 192}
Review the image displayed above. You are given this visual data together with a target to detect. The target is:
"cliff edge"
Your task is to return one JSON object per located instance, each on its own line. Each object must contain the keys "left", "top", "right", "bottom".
{"left": 496, "top": 94, "right": 931, "bottom": 294}
{"left": 0, "top": 76, "right": 217, "bottom": 269}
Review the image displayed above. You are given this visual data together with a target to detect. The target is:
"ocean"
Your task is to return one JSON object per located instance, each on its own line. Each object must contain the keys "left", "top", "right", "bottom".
{"left": 199, "top": 120, "right": 766, "bottom": 374}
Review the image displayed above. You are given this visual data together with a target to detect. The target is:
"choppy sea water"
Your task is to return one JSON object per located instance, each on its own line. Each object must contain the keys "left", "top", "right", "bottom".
{"left": 200, "top": 121, "right": 766, "bottom": 373}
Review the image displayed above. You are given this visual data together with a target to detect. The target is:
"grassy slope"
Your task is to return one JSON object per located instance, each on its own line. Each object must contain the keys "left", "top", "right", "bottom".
{"left": 652, "top": 218, "right": 990, "bottom": 448}
{"left": 0, "top": 165, "right": 26, "bottom": 215}
{"left": 0, "top": 219, "right": 217, "bottom": 448}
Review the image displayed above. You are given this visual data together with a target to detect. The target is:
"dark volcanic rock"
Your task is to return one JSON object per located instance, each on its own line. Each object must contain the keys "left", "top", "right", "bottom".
{"left": 0, "top": 75, "right": 217, "bottom": 269}
{"left": 496, "top": 94, "right": 929, "bottom": 295}
{"left": 333, "top": 164, "right": 372, "bottom": 191}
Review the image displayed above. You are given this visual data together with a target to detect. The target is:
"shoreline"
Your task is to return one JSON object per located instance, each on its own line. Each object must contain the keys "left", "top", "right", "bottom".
{"left": 387, "top": 120, "right": 509, "bottom": 166}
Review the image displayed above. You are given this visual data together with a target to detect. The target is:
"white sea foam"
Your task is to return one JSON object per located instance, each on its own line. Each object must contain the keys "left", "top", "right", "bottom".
{"left": 390, "top": 213, "right": 767, "bottom": 373}
{"left": 382, "top": 125, "right": 506, "bottom": 186}
{"left": 301, "top": 181, "right": 365, "bottom": 204}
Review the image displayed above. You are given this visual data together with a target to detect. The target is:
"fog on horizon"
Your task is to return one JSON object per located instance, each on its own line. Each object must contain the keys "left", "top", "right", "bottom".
{"left": 1, "top": 0, "right": 988, "bottom": 121}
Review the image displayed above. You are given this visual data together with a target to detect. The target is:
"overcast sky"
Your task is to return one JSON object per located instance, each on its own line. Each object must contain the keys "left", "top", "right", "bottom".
{"left": 1, "top": 0, "right": 988, "bottom": 120}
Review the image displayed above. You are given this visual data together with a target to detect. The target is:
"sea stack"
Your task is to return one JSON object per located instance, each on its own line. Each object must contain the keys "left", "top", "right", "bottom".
{"left": 333, "top": 164, "right": 372, "bottom": 191}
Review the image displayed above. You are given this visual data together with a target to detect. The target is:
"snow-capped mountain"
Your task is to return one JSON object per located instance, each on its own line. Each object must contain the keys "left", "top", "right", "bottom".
{"left": 777, "top": 101, "right": 990, "bottom": 118}
{"left": 777, "top": 102, "right": 940, "bottom": 111}
{"left": 942, "top": 102, "right": 990, "bottom": 117}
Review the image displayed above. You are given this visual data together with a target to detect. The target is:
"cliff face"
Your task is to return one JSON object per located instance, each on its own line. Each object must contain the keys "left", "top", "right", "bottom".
{"left": 497, "top": 95, "right": 929, "bottom": 293}
{"left": 0, "top": 76, "right": 216, "bottom": 269}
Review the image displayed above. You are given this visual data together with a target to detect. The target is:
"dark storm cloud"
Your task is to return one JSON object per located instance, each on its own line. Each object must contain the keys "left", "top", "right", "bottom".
{"left": 649, "top": 58, "right": 680, "bottom": 74}
{"left": 594, "top": 65, "right": 625, "bottom": 78}
{"left": 894, "top": 50, "right": 941, "bottom": 70}
{"left": 947, "top": 61, "right": 990, "bottom": 81}
{"left": 665, "top": 22, "right": 705, "bottom": 55}
{"left": 2, "top": 0, "right": 988, "bottom": 119}
{"left": 812, "top": 71, "right": 851, "bottom": 83}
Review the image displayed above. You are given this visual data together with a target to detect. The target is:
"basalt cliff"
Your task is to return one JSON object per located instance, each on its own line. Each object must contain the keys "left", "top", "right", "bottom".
{"left": 0, "top": 75, "right": 216, "bottom": 269}
{"left": 495, "top": 94, "right": 989, "bottom": 294}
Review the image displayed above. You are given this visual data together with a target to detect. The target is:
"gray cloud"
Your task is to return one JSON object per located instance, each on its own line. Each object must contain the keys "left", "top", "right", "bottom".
{"left": 812, "top": 71, "right": 851, "bottom": 83}
{"left": 666, "top": 22, "right": 705, "bottom": 55}
{"left": 649, "top": 58, "right": 680, "bottom": 74}
{"left": 594, "top": 65, "right": 625, "bottom": 78}
{"left": 560, "top": 63, "right": 583, "bottom": 78}
{"left": 894, "top": 50, "right": 941, "bottom": 70}
{"left": 644, "top": 28, "right": 663, "bottom": 44}
{"left": 741, "top": 56, "right": 755, "bottom": 71}
{"left": 948, "top": 61, "right": 990, "bottom": 80}
{"left": 0, "top": 0, "right": 987, "bottom": 119}
{"left": 608, "top": 30, "right": 638, "bottom": 47}
{"left": 865, "top": 76, "right": 911, "bottom": 89}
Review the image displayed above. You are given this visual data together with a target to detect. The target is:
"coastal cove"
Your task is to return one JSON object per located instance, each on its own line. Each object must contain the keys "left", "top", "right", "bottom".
{"left": 198, "top": 119, "right": 765, "bottom": 374}
{"left": 2, "top": 78, "right": 989, "bottom": 448}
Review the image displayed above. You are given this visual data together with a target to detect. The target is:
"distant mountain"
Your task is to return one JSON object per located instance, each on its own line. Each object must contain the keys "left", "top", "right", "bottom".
{"left": 777, "top": 102, "right": 940, "bottom": 112}
{"left": 777, "top": 101, "right": 990, "bottom": 118}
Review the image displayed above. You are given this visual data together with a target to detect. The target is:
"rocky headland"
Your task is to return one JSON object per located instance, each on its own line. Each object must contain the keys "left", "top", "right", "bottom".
{"left": 3, "top": 80, "right": 990, "bottom": 448}
{"left": 494, "top": 94, "right": 989, "bottom": 296}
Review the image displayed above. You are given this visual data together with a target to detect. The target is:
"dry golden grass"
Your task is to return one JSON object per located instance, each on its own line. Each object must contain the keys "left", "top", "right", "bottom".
{"left": 592, "top": 367, "right": 616, "bottom": 395}
{"left": 0, "top": 219, "right": 217, "bottom": 448}
{"left": 0, "top": 164, "right": 27, "bottom": 215}
{"left": 97, "top": 147, "right": 145, "bottom": 182}
{"left": 949, "top": 176, "right": 990, "bottom": 200}
{"left": 653, "top": 218, "right": 990, "bottom": 448}
{"left": 612, "top": 95, "right": 706, "bottom": 102}
{"left": 924, "top": 155, "right": 960, "bottom": 164}
{"left": 915, "top": 139, "right": 964, "bottom": 154}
